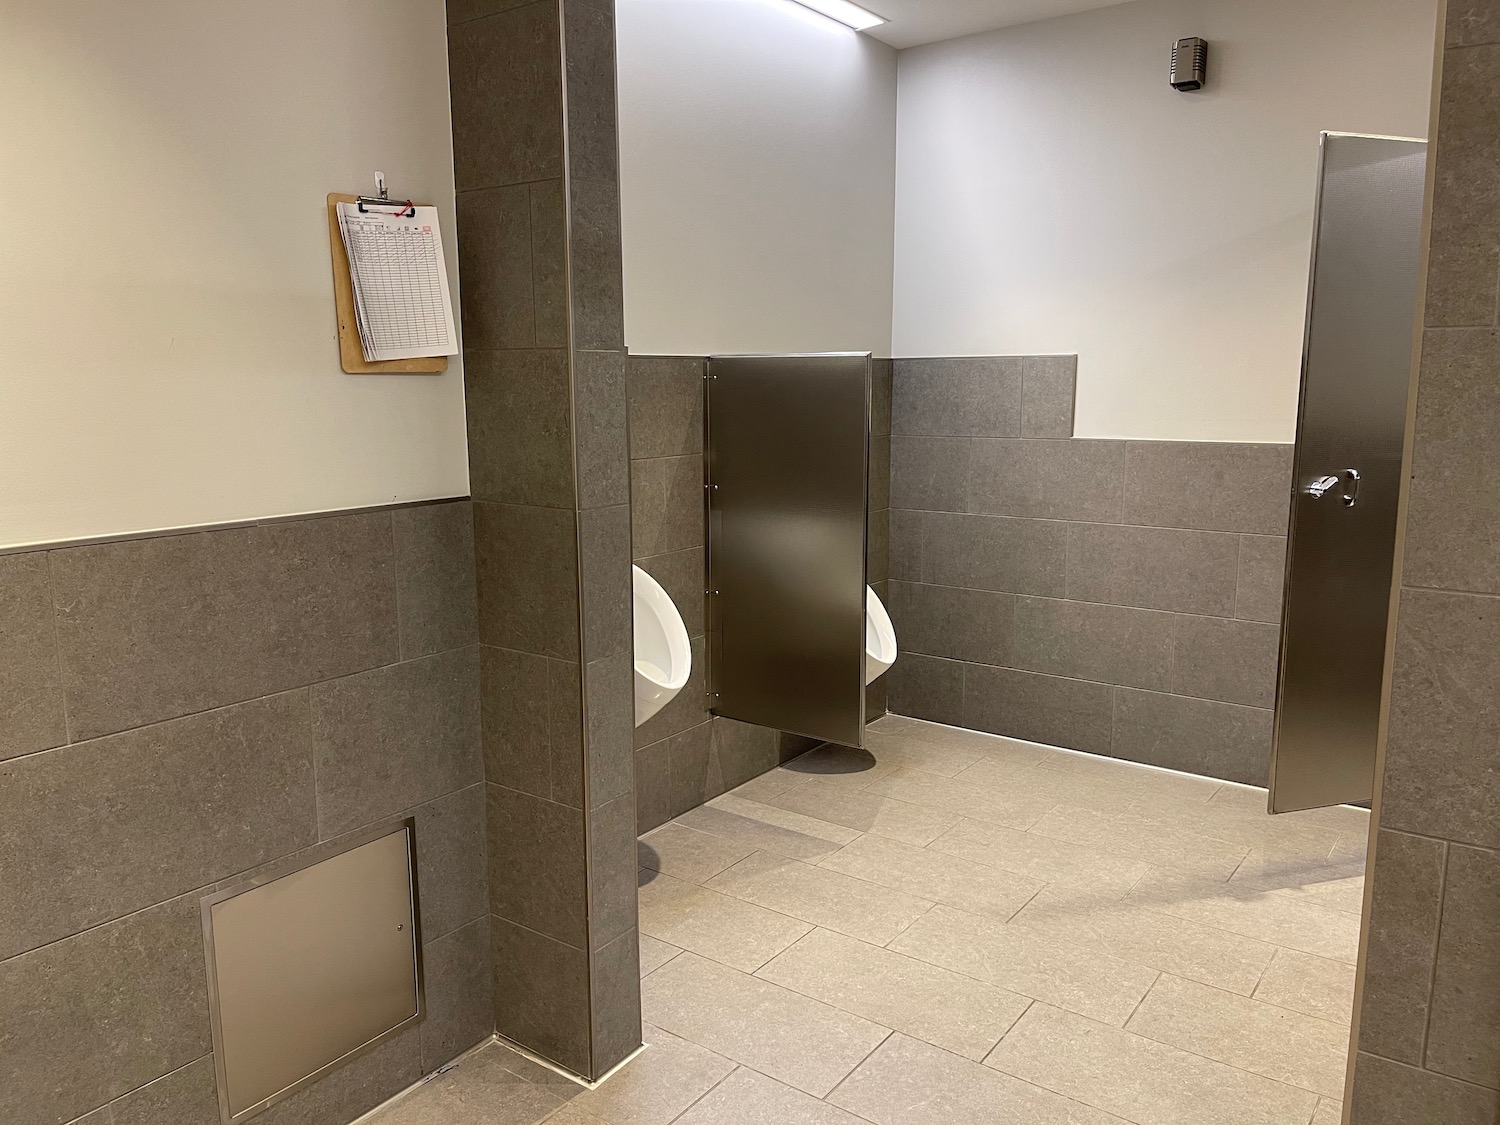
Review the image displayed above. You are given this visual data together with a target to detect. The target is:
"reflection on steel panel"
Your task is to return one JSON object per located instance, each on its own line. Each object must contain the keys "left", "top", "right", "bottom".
{"left": 707, "top": 354, "right": 870, "bottom": 747}
{"left": 202, "top": 822, "right": 423, "bottom": 1122}
{"left": 1269, "top": 134, "right": 1427, "bottom": 813}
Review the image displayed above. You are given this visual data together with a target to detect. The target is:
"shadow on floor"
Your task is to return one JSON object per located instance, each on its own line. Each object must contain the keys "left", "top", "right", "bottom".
{"left": 636, "top": 842, "right": 662, "bottom": 883}
{"left": 781, "top": 744, "right": 877, "bottom": 775}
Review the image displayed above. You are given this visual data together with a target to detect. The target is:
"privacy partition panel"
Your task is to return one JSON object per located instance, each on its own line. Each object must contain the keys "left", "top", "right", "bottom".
{"left": 707, "top": 354, "right": 871, "bottom": 747}
{"left": 1269, "top": 133, "right": 1427, "bottom": 813}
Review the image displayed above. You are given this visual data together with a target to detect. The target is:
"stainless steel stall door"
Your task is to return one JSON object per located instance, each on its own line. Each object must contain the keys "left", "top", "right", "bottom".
{"left": 707, "top": 354, "right": 870, "bottom": 747}
{"left": 1269, "top": 134, "right": 1428, "bottom": 813}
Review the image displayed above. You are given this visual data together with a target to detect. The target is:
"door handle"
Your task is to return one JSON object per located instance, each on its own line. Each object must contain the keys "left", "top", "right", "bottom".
{"left": 1305, "top": 469, "right": 1361, "bottom": 505}
{"left": 1306, "top": 475, "right": 1340, "bottom": 499}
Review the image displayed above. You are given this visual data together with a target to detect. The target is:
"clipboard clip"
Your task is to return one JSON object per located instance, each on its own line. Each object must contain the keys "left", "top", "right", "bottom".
{"left": 357, "top": 171, "right": 415, "bottom": 217}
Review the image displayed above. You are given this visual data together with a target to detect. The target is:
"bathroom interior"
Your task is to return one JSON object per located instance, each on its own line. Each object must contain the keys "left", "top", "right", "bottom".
{"left": 2, "top": 0, "right": 1496, "bottom": 1123}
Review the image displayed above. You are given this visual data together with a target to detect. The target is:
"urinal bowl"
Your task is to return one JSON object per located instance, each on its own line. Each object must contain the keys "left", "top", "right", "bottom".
{"left": 633, "top": 565, "right": 692, "bottom": 727}
{"left": 865, "top": 585, "right": 898, "bottom": 684}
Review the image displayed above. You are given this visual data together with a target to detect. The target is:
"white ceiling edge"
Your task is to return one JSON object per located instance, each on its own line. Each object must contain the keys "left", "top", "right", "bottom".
{"left": 859, "top": 0, "right": 1142, "bottom": 49}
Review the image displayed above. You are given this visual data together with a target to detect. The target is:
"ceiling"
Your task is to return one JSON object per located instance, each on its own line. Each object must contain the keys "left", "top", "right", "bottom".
{"left": 858, "top": 0, "right": 1139, "bottom": 49}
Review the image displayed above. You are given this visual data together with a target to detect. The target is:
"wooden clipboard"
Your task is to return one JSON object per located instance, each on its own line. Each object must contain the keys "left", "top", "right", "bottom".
{"left": 326, "top": 193, "right": 449, "bottom": 375}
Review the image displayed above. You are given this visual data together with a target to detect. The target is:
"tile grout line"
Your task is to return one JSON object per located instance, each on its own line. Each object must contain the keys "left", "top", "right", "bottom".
{"left": 654, "top": 1063, "right": 741, "bottom": 1125}
{"left": 880, "top": 899, "right": 939, "bottom": 949}
{"left": 1120, "top": 971, "right": 1162, "bottom": 1029}
{"left": 1123, "top": 888, "right": 1362, "bottom": 965}
{"left": 4, "top": 778, "right": 489, "bottom": 969}
{"left": 8, "top": 640, "right": 476, "bottom": 770}
{"left": 1249, "top": 945, "right": 1280, "bottom": 999}
{"left": 43, "top": 549, "right": 74, "bottom": 749}
{"left": 1418, "top": 840, "right": 1451, "bottom": 1065}
{"left": 822, "top": 1027, "right": 897, "bottom": 1108}
{"left": 1100, "top": 989, "right": 1347, "bottom": 1102}
{"left": 1149, "top": 960, "right": 1353, "bottom": 1030}
{"left": 309, "top": 690, "right": 325, "bottom": 842}
{"left": 991, "top": 997, "right": 1339, "bottom": 1109}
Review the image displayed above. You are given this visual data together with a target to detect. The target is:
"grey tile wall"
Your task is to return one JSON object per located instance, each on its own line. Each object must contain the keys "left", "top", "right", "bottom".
{"left": 0, "top": 500, "right": 490, "bottom": 1125}
{"left": 50, "top": 513, "right": 401, "bottom": 742}
{"left": 626, "top": 354, "right": 886, "bottom": 833}
{"left": 886, "top": 355, "right": 1293, "bottom": 785}
{"left": 1352, "top": 17, "right": 1500, "bottom": 1117}
{"left": 450, "top": 0, "right": 639, "bottom": 1080}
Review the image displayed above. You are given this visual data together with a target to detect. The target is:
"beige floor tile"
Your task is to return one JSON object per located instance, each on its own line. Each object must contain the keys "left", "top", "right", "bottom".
{"left": 1130, "top": 874, "right": 1363, "bottom": 963}
{"left": 984, "top": 1004, "right": 1321, "bottom": 1125}
{"left": 1010, "top": 888, "right": 1277, "bottom": 995}
{"left": 863, "top": 768, "right": 1059, "bottom": 831}
{"left": 1028, "top": 750, "right": 1224, "bottom": 803}
{"left": 1028, "top": 803, "right": 1249, "bottom": 879}
{"left": 1270, "top": 876, "right": 1366, "bottom": 916}
{"left": 1313, "top": 1098, "right": 1344, "bottom": 1124}
{"left": 484, "top": 1044, "right": 587, "bottom": 1096}
{"left": 861, "top": 729, "right": 1004, "bottom": 777}
{"left": 1040, "top": 782, "right": 1345, "bottom": 871}
{"left": 1328, "top": 831, "right": 1369, "bottom": 865}
{"left": 1253, "top": 948, "right": 1357, "bottom": 1025}
{"left": 828, "top": 1032, "right": 1129, "bottom": 1125}
{"left": 726, "top": 768, "right": 805, "bottom": 803}
{"left": 639, "top": 933, "right": 682, "bottom": 978}
{"left": 778, "top": 743, "right": 903, "bottom": 793}
{"left": 638, "top": 870, "right": 812, "bottom": 971}
{"left": 707, "top": 851, "right": 933, "bottom": 946}
{"left": 1227, "top": 852, "right": 1367, "bottom": 904}
{"left": 641, "top": 953, "right": 892, "bottom": 1098}
{"left": 1125, "top": 974, "right": 1350, "bottom": 1098}
{"left": 1205, "top": 784, "right": 1275, "bottom": 815}
{"left": 1136, "top": 798, "right": 1344, "bottom": 865}
{"left": 556, "top": 1023, "right": 735, "bottom": 1124}
{"left": 928, "top": 817, "right": 1151, "bottom": 893}
{"left": 1211, "top": 786, "right": 1371, "bottom": 838}
{"left": 710, "top": 794, "right": 863, "bottom": 843}
{"left": 757, "top": 928, "right": 1031, "bottom": 1060}
{"left": 888, "top": 904, "right": 1159, "bottom": 1026}
{"left": 871, "top": 716, "right": 1059, "bottom": 767}
{"left": 674, "top": 803, "right": 849, "bottom": 862}
{"left": 673, "top": 1067, "right": 874, "bottom": 1125}
{"left": 818, "top": 834, "right": 1045, "bottom": 922}
{"left": 765, "top": 783, "right": 962, "bottom": 847}
{"left": 368, "top": 1045, "right": 565, "bottom": 1125}
{"left": 866, "top": 713, "right": 925, "bottom": 734}
{"left": 639, "top": 824, "right": 755, "bottom": 884}
{"left": 539, "top": 1104, "right": 612, "bottom": 1125}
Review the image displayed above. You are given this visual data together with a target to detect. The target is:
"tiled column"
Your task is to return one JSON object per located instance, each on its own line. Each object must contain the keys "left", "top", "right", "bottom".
{"left": 448, "top": 0, "right": 638, "bottom": 1080}
{"left": 1348, "top": 6, "right": 1500, "bottom": 1122}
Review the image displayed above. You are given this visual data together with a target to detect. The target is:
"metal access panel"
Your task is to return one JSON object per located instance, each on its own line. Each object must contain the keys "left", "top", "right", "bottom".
{"left": 707, "top": 353, "right": 871, "bottom": 747}
{"left": 1269, "top": 133, "right": 1428, "bottom": 813}
{"left": 202, "top": 821, "right": 423, "bottom": 1123}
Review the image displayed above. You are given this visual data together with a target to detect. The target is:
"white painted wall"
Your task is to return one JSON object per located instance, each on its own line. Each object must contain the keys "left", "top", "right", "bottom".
{"left": 0, "top": 0, "right": 466, "bottom": 548}
{"left": 892, "top": 0, "right": 1438, "bottom": 442}
{"left": 617, "top": 0, "right": 897, "bottom": 358}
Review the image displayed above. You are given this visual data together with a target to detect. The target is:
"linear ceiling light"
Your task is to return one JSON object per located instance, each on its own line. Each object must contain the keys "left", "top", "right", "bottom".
{"left": 790, "top": 0, "right": 887, "bottom": 31}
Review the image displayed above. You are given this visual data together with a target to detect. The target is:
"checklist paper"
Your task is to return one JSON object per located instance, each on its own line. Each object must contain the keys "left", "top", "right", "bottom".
{"left": 335, "top": 203, "right": 459, "bottom": 362}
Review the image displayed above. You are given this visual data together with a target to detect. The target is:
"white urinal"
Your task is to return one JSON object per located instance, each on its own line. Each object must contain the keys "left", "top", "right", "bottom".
{"left": 865, "top": 585, "right": 898, "bottom": 684}
{"left": 633, "top": 565, "right": 692, "bottom": 727}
